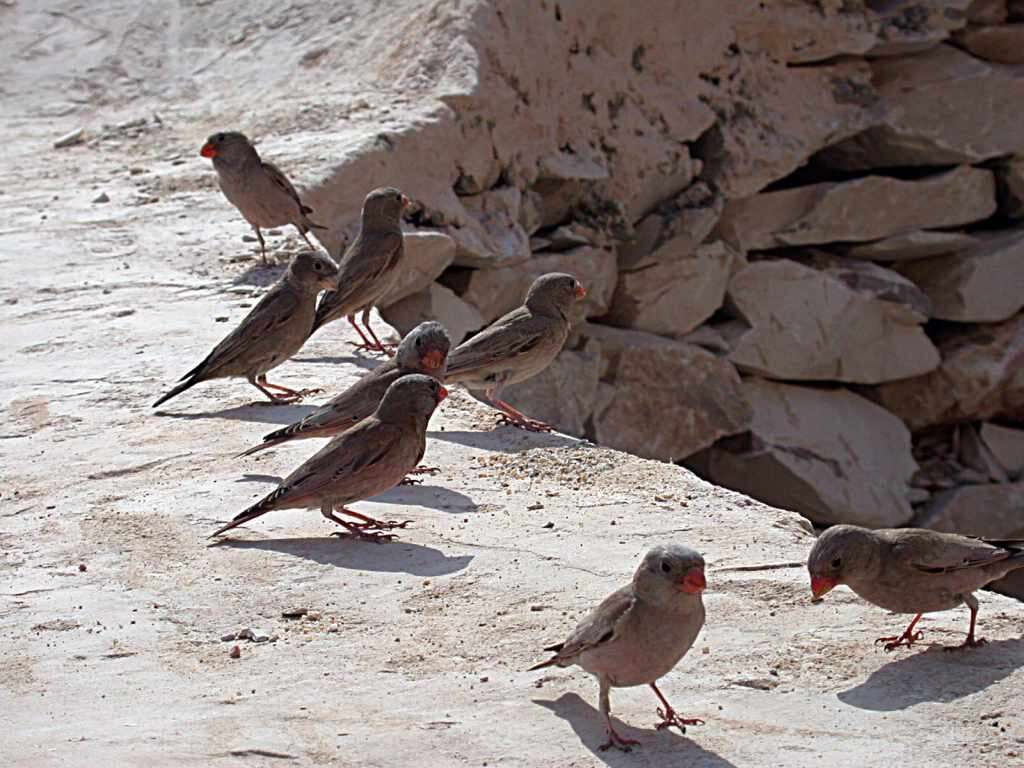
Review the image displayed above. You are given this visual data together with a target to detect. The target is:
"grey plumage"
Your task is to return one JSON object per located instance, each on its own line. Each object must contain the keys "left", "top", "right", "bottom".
{"left": 211, "top": 374, "right": 447, "bottom": 539}
{"left": 310, "top": 187, "right": 407, "bottom": 352}
{"left": 238, "top": 322, "right": 450, "bottom": 457}
{"left": 445, "top": 272, "right": 584, "bottom": 431}
{"left": 531, "top": 545, "right": 707, "bottom": 751}
{"left": 201, "top": 131, "right": 325, "bottom": 261}
{"left": 153, "top": 251, "right": 338, "bottom": 407}
{"left": 808, "top": 524, "right": 1024, "bottom": 650}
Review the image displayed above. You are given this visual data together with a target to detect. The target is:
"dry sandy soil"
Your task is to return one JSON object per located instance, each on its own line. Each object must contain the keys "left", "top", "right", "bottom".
{"left": 3, "top": 3, "right": 1024, "bottom": 767}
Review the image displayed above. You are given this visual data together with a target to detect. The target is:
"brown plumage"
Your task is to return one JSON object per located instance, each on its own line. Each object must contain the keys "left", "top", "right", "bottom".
{"left": 808, "top": 524, "right": 1024, "bottom": 651}
{"left": 310, "top": 187, "right": 408, "bottom": 353}
{"left": 201, "top": 131, "right": 325, "bottom": 262}
{"left": 153, "top": 251, "right": 338, "bottom": 408}
{"left": 238, "top": 321, "right": 450, "bottom": 457}
{"left": 445, "top": 272, "right": 585, "bottom": 431}
{"left": 211, "top": 374, "right": 447, "bottom": 539}
{"left": 531, "top": 545, "right": 707, "bottom": 752}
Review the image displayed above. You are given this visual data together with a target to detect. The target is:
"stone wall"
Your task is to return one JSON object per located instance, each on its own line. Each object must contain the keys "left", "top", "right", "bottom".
{"left": 306, "top": 0, "right": 1024, "bottom": 544}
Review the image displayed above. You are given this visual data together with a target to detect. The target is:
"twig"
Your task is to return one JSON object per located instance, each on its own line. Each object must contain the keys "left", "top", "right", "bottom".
{"left": 713, "top": 561, "right": 806, "bottom": 573}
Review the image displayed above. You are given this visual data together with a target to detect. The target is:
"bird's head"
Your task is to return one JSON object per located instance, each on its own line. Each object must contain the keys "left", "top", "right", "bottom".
{"left": 361, "top": 187, "right": 408, "bottom": 227}
{"left": 807, "top": 525, "right": 879, "bottom": 600}
{"left": 524, "top": 273, "right": 585, "bottom": 318}
{"left": 200, "top": 131, "right": 254, "bottom": 164}
{"left": 634, "top": 544, "right": 706, "bottom": 605}
{"left": 289, "top": 251, "right": 340, "bottom": 292}
{"left": 396, "top": 321, "right": 451, "bottom": 378}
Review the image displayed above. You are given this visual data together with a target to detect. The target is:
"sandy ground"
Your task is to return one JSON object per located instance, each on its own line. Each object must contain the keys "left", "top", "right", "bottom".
{"left": 2, "top": 4, "right": 1024, "bottom": 766}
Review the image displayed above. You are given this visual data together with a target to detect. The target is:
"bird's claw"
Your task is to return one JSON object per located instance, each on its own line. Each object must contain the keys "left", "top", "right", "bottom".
{"left": 599, "top": 731, "right": 641, "bottom": 753}
{"left": 330, "top": 529, "right": 398, "bottom": 544}
{"left": 347, "top": 341, "right": 395, "bottom": 356}
{"left": 400, "top": 477, "right": 423, "bottom": 486}
{"left": 496, "top": 414, "right": 553, "bottom": 433}
{"left": 409, "top": 466, "right": 440, "bottom": 475}
{"left": 875, "top": 630, "right": 924, "bottom": 652}
{"left": 348, "top": 518, "right": 411, "bottom": 531}
{"left": 655, "top": 707, "right": 704, "bottom": 733}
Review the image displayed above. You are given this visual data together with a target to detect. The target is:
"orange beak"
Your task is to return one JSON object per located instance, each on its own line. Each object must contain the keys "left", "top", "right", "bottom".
{"left": 436, "top": 385, "right": 448, "bottom": 404}
{"left": 677, "top": 566, "right": 706, "bottom": 594}
{"left": 421, "top": 349, "right": 444, "bottom": 371}
{"left": 575, "top": 284, "right": 587, "bottom": 300}
{"left": 810, "top": 575, "right": 837, "bottom": 599}
{"left": 401, "top": 194, "right": 410, "bottom": 210}
{"left": 200, "top": 142, "right": 217, "bottom": 159}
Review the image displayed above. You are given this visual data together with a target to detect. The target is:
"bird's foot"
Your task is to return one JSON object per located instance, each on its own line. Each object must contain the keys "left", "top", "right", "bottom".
{"left": 599, "top": 726, "right": 641, "bottom": 753}
{"left": 655, "top": 706, "right": 704, "bottom": 734}
{"left": 496, "top": 413, "right": 553, "bottom": 433}
{"left": 875, "top": 629, "right": 924, "bottom": 652}
{"left": 399, "top": 476, "right": 422, "bottom": 486}
{"left": 330, "top": 528, "right": 397, "bottom": 544}
{"left": 409, "top": 466, "right": 440, "bottom": 475}
{"left": 945, "top": 635, "right": 987, "bottom": 652}
{"left": 344, "top": 517, "right": 411, "bottom": 532}
{"left": 347, "top": 340, "right": 395, "bottom": 356}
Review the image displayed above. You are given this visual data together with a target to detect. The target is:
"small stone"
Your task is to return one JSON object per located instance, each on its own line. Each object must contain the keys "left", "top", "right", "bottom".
{"left": 530, "top": 605, "right": 545, "bottom": 612}
{"left": 526, "top": 502, "right": 544, "bottom": 511}
{"left": 242, "top": 234, "right": 258, "bottom": 242}
{"left": 305, "top": 612, "right": 322, "bottom": 621}
{"left": 54, "top": 128, "right": 85, "bottom": 149}
{"left": 266, "top": 229, "right": 283, "bottom": 236}
{"left": 237, "top": 628, "right": 256, "bottom": 641}
{"left": 220, "top": 633, "right": 237, "bottom": 642}
{"left": 253, "top": 635, "right": 271, "bottom": 643}
{"left": 479, "top": 676, "right": 489, "bottom": 683}
{"left": 542, "top": 521, "right": 554, "bottom": 529}
{"left": 78, "top": 563, "right": 87, "bottom": 572}
{"left": 92, "top": 193, "right": 110, "bottom": 204}
{"left": 229, "top": 645, "right": 241, "bottom": 659}
{"left": 215, "top": 316, "right": 229, "bottom": 323}
{"left": 281, "top": 608, "right": 309, "bottom": 619}
{"left": 110, "top": 308, "right": 135, "bottom": 318}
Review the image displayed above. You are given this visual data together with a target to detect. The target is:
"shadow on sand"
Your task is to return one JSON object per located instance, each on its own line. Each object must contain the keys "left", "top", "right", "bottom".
{"left": 428, "top": 428, "right": 585, "bottom": 454}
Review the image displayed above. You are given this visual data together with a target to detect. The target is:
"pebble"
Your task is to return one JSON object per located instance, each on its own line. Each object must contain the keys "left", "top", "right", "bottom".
{"left": 229, "top": 645, "right": 241, "bottom": 659}
{"left": 281, "top": 608, "right": 309, "bottom": 619}
{"left": 242, "top": 235, "right": 258, "bottom": 242}
{"left": 54, "top": 128, "right": 85, "bottom": 149}
{"left": 78, "top": 563, "right": 87, "bottom": 572}
{"left": 237, "top": 628, "right": 256, "bottom": 641}
{"left": 110, "top": 308, "right": 135, "bottom": 318}
{"left": 92, "top": 193, "right": 110, "bottom": 204}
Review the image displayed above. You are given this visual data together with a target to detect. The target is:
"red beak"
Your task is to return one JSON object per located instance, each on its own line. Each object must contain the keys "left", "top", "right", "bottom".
{"left": 401, "top": 194, "right": 410, "bottom": 210}
{"left": 575, "top": 284, "right": 587, "bottom": 300}
{"left": 677, "top": 567, "right": 706, "bottom": 594}
{"left": 810, "top": 575, "right": 837, "bottom": 599}
{"left": 421, "top": 349, "right": 444, "bottom": 371}
{"left": 436, "top": 385, "right": 448, "bottom": 404}
{"left": 200, "top": 142, "right": 217, "bottom": 159}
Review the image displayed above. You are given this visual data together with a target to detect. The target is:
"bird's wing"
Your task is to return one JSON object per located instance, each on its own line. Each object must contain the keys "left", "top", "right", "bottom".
{"left": 296, "top": 363, "right": 399, "bottom": 431}
{"left": 314, "top": 231, "right": 403, "bottom": 326}
{"left": 890, "top": 530, "right": 1014, "bottom": 574}
{"left": 185, "top": 284, "right": 301, "bottom": 379}
{"left": 262, "top": 160, "right": 308, "bottom": 214}
{"left": 446, "top": 309, "right": 551, "bottom": 379}
{"left": 269, "top": 419, "right": 404, "bottom": 506}
{"left": 552, "top": 585, "right": 636, "bottom": 661}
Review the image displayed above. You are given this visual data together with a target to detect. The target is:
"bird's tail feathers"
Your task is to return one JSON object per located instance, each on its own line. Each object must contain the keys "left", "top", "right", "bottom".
{"left": 209, "top": 486, "right": 287, "bottom": 537}
{"left": 152, "top": 375, "right": 201, "bottom": 408}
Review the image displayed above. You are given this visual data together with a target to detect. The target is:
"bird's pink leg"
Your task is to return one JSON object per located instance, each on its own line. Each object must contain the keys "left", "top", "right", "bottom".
{"left": 346, "top": 314, "right": 376, "bottom": 349}
{"left": 597, "top": 680, "right": 640, "bottom": 752}
{"left": 650, "top": 682, "right": 704, "bottom": 733}
{"left": 322, "top": 507, "right": 406, "bottom": 543}
{"left": 255, "top": 375, "right": 321, "bottom": 401}
{"left": 492, "top": 398, "right": 553, "bottom": 433}
{"left": 947, "top": 597, "right": 987, "bottom": 651}
{"left": 875, "top": 613, "right": 924, "bottom": 652}
{"left": 298, "top": 227, "right": 315, "bottom": 249}
{"left": 253, "top": 227, "right": 268, "bottom": 264}
{"left": 347, "top": 308, "right": 395, "bottom": 356}
{"left": 402, "top": 465, "right": 440, "bottom": 482}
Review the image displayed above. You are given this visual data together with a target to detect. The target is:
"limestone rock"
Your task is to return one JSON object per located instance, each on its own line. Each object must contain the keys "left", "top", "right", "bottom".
{"left": 917, "top": 483, "right": 1024, "bottom": 537}
{"left": 618, "top": 182, "right": 724, "bottom": 272}
{"left": 968, "top": 0, "right": 1009, "bottom": 25}
{"left": 716, "top": 166, "right": 996, "bottom": 251}
{"left": 980, "top": 423, "right": 1024, "bottom": 479}
{"left": 727, "top": 259, "right": 940, "bottom": 384}
{"left": 995, "top": 156, "right": 1024, "bottom": 219}
{"left": 451, "top": 188, "right": 532, "bottom": 268}
{"left": 380, "top": 282, "right": 483, "bottom": 346}
{"left": 953, "top": 23, "right": 1024, "bottom": 62}
{"left": 896, "top": 230, "right": 1024, "bottom": 323}
{"left": 866, "top": 0, "right": 972, "bottom": 56}
{"left": 869, "top": 313, "right": 1024, "bottom": 428}
{"left": 502, "top": 340, "right": 602, "bottom": 437}
{"left": 584, "top": 324, "right": 752, "bottom": 462}
{"left": 841, "top": 231, "right": 981, "bottom": 262}
{"left": 820, "top": 45, "right": 1024, "bottom": 168}
{"left": 701, "top": 379, "right": 918, "bottom": 528}
{"left": 380, "top": 231, "right": 456, "bottom": 307}
{"left": 604, "top": 241, "right": 739, "bottom": 338}
{"left": 990, "top": 570, "right": 1024, "bottom": 601}
{"left": 455, "top": 246, "right": 617, "bottom": 325}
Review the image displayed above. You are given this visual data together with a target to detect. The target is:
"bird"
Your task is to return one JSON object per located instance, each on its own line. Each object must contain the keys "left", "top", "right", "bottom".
{"left": 530, "top": 545, "right": 707, "bottom": 752}
{"left": 153, "top": 251, "right": 338, "bottom": 408}
{"left": 237, "top": 321, "right": 450, "bottom": 457}
{"left": 309, "top": 187, "right": 408, "bottom": 353}
{"left": 211, "top": 374, "right": 447, "bottom": 540}
{"left": 200, "top": 131, "right": 326, "bottom": 262}
{"left": 444, "top": 272, "right": 585, "bottom": 432}
{"left": 808, "top": 524, "right": 1024, "bottom": 651}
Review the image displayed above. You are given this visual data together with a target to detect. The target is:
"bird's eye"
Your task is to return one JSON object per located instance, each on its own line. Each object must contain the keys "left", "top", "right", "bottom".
{"left": 831, "top": 557, "right": 841, "bottom": 569}
{"left": 215, "top": 133, "right": 225, "bottom": 142}
{"left": 660, "top": 562, "right": 671, "bottom": 573}
{"left": 314, "top": 262, "right": 322, "bottom": 271}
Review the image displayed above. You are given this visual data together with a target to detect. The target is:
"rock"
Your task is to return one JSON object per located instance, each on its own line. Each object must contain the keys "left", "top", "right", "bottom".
{"left": 451, "top": 189, "right": 532, "bottom": 268}
{"left": 618, "top": 182, "right": 723, "bottom": 271}
{"left": 917, "top": 483, "right": 1024, "bottom": 537}
{"left": 866, "top": 1, "right": 972, "bottom": 56}
{"left": 968, "top": 0, "right": 1009, "bottom": 25}
{"left": 727, "top": 259, "right": 940, "bottom": 384}
{"left": 841, "top": 230, "right": 981, "bottom": 262}
{"left": 701, "top": 379, "right": 918, "bottom": 528}
{"left": 994, "top": 156, "right": 1024, "bottom": 219}
{"left": 604, "top": 240, "right": 739, "bottom": 338}
{"left": 820, "top": 46, "right": 1024, "bottom": 168}
{"left": 583, "top": 324, "right": 751, "bottom": 462}
{"left": 980, "top": 423, "right": 1024, "bottom": 479}
{"left": 92, "top": 192, "right": 110, "bottom": 204}
{"left": 228, "top": 645, "right": 241, "bottom": 659}
{"left": 869, "top": 312, "right": 1024, "bottom": 429}
{"left": 454, "top": 246, "right": 617, "bottom": 325}
{"left": 990, "top": 569, "right": 1024, "bottom": 601}
{"left": 54, "top": 128, "right": 85, "bottom": 149}
{"left": 716, "top": 166, "right": 996, "bottom": 251}
{"left": 379, "top": 231, "right": 456, "bottom": 307}
{"left": 958, "top": 424, "right": 1010, "bottom": 482}
{"left": 953, "top": 23, "right": 1024, "bottom": 62}
{"left": 380, "top": 282, "right": 483, "bottom": 345}
{"left": 896, "top": 230, "right": 1024, "bottom": 323}
{"left": 502, "top": 340, "right": 602, "bottom": 436}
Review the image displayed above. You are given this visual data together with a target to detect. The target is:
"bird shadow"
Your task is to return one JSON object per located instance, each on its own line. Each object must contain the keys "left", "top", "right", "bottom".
{"left": 837, "top": 637, "right": 1024, "bottom": 711}
{"left": 231, "top": 261, "right": 286, "bottom": 286}
{"left": 428, "top": 429, "right": 584, "bottom": 454}
{"left": 216, "top": 536, "right": 472, "bottom": 577}
{"left": 235, "top": 473, "right": 283, "bottom": 485}
{"left": 371, "top": 484, "right": 479, "bottom": 514}
{"left": 292, "top": 354, "right": 379, "bottom": 371}
{"left": 533, "top": 693, "right": 737, "bottom": 767}
{"left": 153, "top": 403, "right": 317, "bottom": 425}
